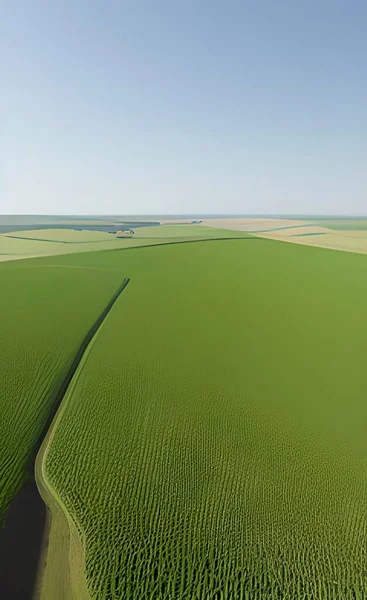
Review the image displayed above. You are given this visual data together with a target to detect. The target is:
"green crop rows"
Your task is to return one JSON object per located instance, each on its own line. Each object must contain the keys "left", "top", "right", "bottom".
{"left": 41, "top": 239, "right": 366, "bottom": 599}
{"left": 0, "top": 261, "right": 125, "bottom": 524}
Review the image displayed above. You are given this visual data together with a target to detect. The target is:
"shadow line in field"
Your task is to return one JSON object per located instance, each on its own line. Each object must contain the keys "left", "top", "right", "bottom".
{"left": 100, "top": 235, "right": 260, "bottom": 255}
{"left": 4, "top": 235, "right": 123, "bottom": 245}
{"left": 0, "top": 277, "right": 130, "bottom": 600}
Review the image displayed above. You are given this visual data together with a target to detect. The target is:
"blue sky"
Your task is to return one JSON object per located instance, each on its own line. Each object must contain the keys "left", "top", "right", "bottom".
{"left": 2, "top": 1, "right": 366, "bottom": 215}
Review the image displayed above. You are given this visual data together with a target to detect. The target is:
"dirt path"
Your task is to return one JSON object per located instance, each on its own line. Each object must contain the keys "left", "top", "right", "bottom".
{"left": 34, "top": 276, "right": 130, "bottom": 600}
{"left": 0, "top": 278, "right": 130, "bottom": 600}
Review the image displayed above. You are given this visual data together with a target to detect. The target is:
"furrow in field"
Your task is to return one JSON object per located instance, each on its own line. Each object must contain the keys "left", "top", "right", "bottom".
{"left": 0, "top": 261, "right": 135, "bottom": 599}
{"left": 43, "top": 240, "right": 366, "bottom": 599}
{"left": 35, "top": 278, "right": 130, "bottom": 600}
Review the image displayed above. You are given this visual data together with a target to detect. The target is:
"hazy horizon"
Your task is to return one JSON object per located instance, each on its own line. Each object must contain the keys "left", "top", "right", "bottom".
{"left": 2, "top": 212, "right": 367, "bottom": 218}
{"left": 3, "top": 1, "right": 366, "bottom": 215}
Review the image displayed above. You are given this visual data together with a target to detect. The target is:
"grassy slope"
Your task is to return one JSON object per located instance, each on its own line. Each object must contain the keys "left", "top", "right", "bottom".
{"left": 42, "top": 239, "right": 366, "bottom": 599}
{"left": 0, "top": 260, "right": 125, "bottom": 528}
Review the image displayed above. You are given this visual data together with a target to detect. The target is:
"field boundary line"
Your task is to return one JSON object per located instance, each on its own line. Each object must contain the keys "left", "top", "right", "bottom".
{"left": 95, "top": 235, "right": 258, "bottom": 256}
{"left": 4, "top": 235, "right": 121, "bottom": 245}
{"left": 34, "top": 277, "right": 131, "bottom": 600}
{"left": 0, "top": 235, "right": 256, "bottom": 266}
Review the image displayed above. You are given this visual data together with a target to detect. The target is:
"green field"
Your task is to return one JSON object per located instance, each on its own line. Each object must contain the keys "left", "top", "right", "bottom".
{"left": 31, "top": 238, "right": 367, "bottom": 599}
{"left": 308, "top": 218, "right": 367, "bottom": 230}
{"left": 0, "top": 261, "right": 125, "bottom": 525}
{"left": 0, "top": 224, "right": 247, "bottom": 263}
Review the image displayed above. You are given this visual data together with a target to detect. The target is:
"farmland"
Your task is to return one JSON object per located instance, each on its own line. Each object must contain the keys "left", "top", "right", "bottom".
{"left": 31, "top": 237, "right": 367, "bottom": 599}
{"left": 0, "top": 261, "right": 126, "bottom": 528}
{"left": 132, "top": 225, "right": 246, "bottom": 238}
{"left": 0, "top": 224, "right": 247, "bottom": 263}
{"left": 201, "top": 216, "right": 367, "bottom": 254}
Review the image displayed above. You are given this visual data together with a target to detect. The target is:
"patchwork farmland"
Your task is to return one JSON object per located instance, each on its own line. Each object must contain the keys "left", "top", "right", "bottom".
{"left": 0, "top": 218, "right": 366, "bottom": 599}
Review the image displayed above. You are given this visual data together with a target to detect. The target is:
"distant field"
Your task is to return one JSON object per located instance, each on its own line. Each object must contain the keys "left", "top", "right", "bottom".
{"left": 0, "top": 233, "right": 119, "bottom": 259}
{"left": 0, "top": 261, "right": 124, "bottom": 528}
{"left": 4, "top": 228, "right": 115, "bottom": 243}
{"left": 309, "top": 218, "right": 367, "bottom": 230}
{"left": 256, "top": 229, "right": 367, "bottom": 255}
{"left": 0, "top": 225, "right": 249, "bottom": 263}
{"left": 37, "top": 239, "right": 366, "bottom": 599}
{"left": 133, "top": 224, "right": 247, "bottom": 238}
{"left": 200, "top": 217, "right": 307, "bottom": 231}
{"left": 200, "top": 217, "right": 367, "bottom": 255}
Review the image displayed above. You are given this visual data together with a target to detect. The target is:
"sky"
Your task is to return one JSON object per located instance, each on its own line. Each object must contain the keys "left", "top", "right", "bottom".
{"left": 2, "top": 0, "right": 366, "bottom": 215}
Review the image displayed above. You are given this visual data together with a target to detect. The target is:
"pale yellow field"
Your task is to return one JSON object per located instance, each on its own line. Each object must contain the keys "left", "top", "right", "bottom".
{"left": 201, "top": 219, "right": 367, "bottom": 255}
{"left": 285, "top": 233, "right": 367, "bottom": 254}
{"left": 337, "top": 230, "right": 367, "bottom": 238}
{"left": 263, "top": 225, "right": 331, "bottom": 237}
{"left": 200, "top": 217, "right": 307, "bottom": 231}
{"left": 255, "top": 230, "right": 367, "bottom": 254}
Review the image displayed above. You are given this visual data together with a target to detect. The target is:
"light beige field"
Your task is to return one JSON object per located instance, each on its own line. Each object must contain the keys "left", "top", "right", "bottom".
{"left": 201, "top": 218, "right": 367, "bottom": 255}
{"left": 274, "top": 232, "right": 367, "bottom": 254}
{"left": 338, "top": 230, "right": 367, "bottom": 238}
{"left": 263, "top": 225, "right": 330, "bottom": 237}
{"left": 200, "top": 217, "right": 307, "bottom": 231}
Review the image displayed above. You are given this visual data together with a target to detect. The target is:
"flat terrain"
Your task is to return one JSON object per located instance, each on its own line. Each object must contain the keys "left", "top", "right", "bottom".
{"left": 201, "top": 217, "right": 367, "bottom": 254}
{"left": 200, "top": 217, "right": 308, "bottom": 231}
{"left": 310, "top": 218, "right": 367, "bottom": 230}
{"left": 3, "top": 215, "right": 367, "bottom": 259}
{"left": 0, "top": 260, "right": 125, "bottom": 527}
{"left": 1, "top": 216, "right": 366, "bottom": 598}
{"left": 133, "top": 224, "right": 245, "bottom": 238}
{"left": 32, "top": 238, "right": 367, "bottom": 599}
{"left": 255, "top": 229, "right": 367, "bottom": 254}
{"left": 4, "top": 228, "right": 115, "bottom": 243}
{"left": 0, "top": 224, "right": 247, "bottom": 262}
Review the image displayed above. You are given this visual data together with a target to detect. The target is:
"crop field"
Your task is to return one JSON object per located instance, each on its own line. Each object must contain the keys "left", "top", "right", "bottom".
{"left": 132, "top": 225, "right": 247, "bottom": 238}
{"left": 308, "top": 218, "right": 367, "bottom": 230}
{"left": 33, "top": 238, "right": 367, "bottom": 599}
{"left": 4, "top": 228, "right": 115, "bottom": 243}
{"left": 255, "top": 229, "right": 367, "bottom": 255}
{"left": 201, "top": 217, "right": 367, "bottom": 255}
{"left": 0, "top": 224, "right": 247, "bottom": 263}
{"left": 0, "top": 260, "right": 126, "bottom": 527}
